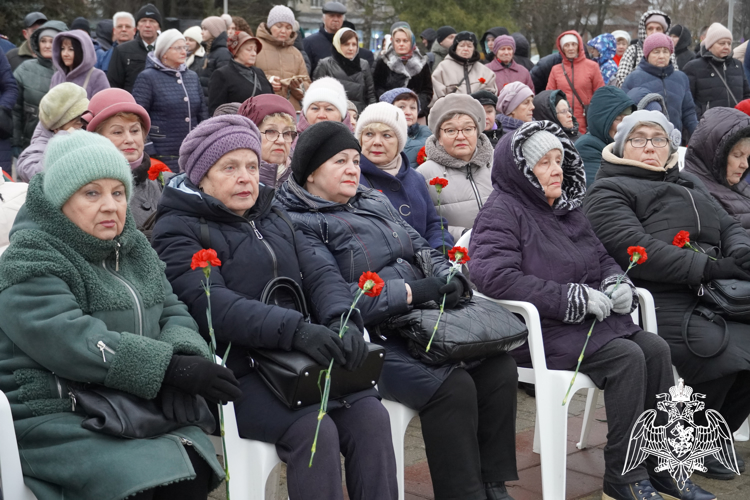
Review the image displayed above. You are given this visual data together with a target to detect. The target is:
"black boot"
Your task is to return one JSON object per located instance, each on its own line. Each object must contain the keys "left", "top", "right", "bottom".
{"left": 485, "top": 481, "right": 515, "bottom": 500}
{"left": 692, "top": 454, "right": 737, "bottom": 480}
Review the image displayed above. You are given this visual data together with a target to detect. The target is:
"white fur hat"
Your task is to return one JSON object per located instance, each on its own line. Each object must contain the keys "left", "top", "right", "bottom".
{"left": 355, "top": 102, "right": 408, "bottom": 152}
{"left": 302, "top": 77, "right": 349, "bottom": 120}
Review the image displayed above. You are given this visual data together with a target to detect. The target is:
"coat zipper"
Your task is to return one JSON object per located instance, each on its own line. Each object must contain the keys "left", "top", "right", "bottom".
{"left": 102, "top": 260, "right": 143, "bottom": 336}
{"left": 466, "top": 166, "right": 483, "bottom": 211}
{"left": 681, "top": 186, "right": 701, "bottom": 238}
{"left": 96, "top": 341, "right": 116, "bottom": 362}
{"left": 249, "top": 220, "right": 278, "bottom": 278}
{"left": 54, "top": 375, "right": 62, "bottom": 398}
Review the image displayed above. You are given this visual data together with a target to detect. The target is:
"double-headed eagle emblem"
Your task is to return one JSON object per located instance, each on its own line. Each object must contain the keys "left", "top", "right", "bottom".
{"left": 623, "top": 379, "right": 739, "bottom": 488}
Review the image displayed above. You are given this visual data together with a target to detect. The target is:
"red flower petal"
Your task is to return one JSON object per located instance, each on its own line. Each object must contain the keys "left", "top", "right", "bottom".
{"left": 447, "top": 246, "right": 471, "bottom": 265}
{"left": 627, "top": 246, "right": 648, "bottom": 264}
{"left": 479, "top": 77, "right": 486, "bottom": 84}
{"left": 147, "top": 162, "right": 171, "bottom": 181}
{"left": 672, "top": 231, "right": 690, "bottom": 248}
{"left": 191, "top": 249, "right": 222, "bottom": 270}
{"left": 358, "top": 271, "right": 385, "bottom": 297}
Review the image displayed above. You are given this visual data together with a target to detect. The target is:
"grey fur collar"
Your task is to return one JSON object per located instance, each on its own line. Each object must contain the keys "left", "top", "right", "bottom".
{"left": 424, "top": 133, "right": 494, "bottom": 171}
{"left": 384, "top": 46, "right": 428, "bottom": 79}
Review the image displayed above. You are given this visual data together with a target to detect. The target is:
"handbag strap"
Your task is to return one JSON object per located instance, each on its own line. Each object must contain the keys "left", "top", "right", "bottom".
{"left": 260, "top": 277, "right": 311, "bottom": 321}
{"left": 714, "top": 68, "right": 740, "bottom": 106}
{"left": 680, "top": 298, "right": 730, "bottom": 358}
{"left": 198, "top": 217, "right": 211, "bottom": 248}
{"left": 561, "top": 63, "right": 586, "bottom": 114}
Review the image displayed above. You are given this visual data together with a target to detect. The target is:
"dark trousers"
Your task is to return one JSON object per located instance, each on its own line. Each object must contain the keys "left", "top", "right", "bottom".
{"left": 419, "top": 353, "right": 519, "bottom": 500}
{"left": 690, "top": 370, "right": 750, "bottom": 431}
{"left": 275, "top": 396, "right": 398, "bottom": 500}
{"left": 129, "top": 446, "right": 213, "bottom": 499}
{"left": 579, "top": 330, "right": 673, "bottom": 484}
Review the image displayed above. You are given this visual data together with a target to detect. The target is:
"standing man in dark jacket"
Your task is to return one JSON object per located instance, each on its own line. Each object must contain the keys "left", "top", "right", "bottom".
{"left": 668, "top": 25, "right": 695, "bottom": 70}
{"left": 107, "top": 4, "right": 161, "bottom": 93}
{"left": 0, "top": 51, "right": 18, "bottom": 174}
{"left": 303, "top": 1, "right": 347, "bottom": 76}
{"left": 530, "top": 51, "right": 562, "bottom": 94}
{"left": 97, "top": 12, "right": 136, "bottom": 72}
{"left": 683, "top": 22, "right": 750, "bottom": 121}
{"left": 6, "top": 12, "right": 47, "bottom": 71}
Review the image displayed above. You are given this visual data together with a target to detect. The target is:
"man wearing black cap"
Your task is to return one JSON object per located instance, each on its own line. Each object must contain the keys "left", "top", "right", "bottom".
{"left": 470, "top": 89, "right": 504, "bottom": 147}
{"left": 6, "top": 12, "right": 48, "bottom": 71}
{"left": 107, "top": 3, "right": 162, "bottom": 93}
{"left": 303, "top": 1, "right": 347, "bottom": 75}
{"left": 430, "top": 26, "right": 456, "bottom": 73}
{"left": 420, "top": 28, "right": 437, "bottom": 69}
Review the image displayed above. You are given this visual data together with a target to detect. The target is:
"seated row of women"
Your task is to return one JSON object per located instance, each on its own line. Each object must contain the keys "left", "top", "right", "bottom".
{"left": 2, "top": 80, "right": 750, "bottom": 500}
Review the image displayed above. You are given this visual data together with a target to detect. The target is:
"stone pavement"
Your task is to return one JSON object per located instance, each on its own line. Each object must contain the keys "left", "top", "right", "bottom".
{"left": 209, "top": 388, "right": 750, "bottom": 499}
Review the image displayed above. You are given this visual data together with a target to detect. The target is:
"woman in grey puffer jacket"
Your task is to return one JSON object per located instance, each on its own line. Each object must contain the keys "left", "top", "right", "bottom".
{"left": 417, "top": 94, "right": 494, "bottom": 241}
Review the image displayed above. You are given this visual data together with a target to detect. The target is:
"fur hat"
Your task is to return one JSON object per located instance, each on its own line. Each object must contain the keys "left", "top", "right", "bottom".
{"left": 302, "top": 77, "right": 349, "bottom": 120}
{"left": 428, "top": 94, "right": 486, "bottom": 134}
{"left": 39, "top": 82, "right": 89, "bottom": 131}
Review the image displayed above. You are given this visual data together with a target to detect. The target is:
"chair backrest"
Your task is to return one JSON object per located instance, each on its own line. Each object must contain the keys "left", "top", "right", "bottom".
{"left": 455, "top": 229, "right": 472, "bottom": 251}
{"left": 0, "top": 390, "right": 39, "bottom": 500}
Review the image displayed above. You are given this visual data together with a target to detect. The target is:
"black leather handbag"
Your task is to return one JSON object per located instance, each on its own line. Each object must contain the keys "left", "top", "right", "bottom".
{"left": 388, "top": 294, "right": 528, "bottom": 365}
{"left": 251, "top": 276, "right": 385, "bottom": 410}
{"left": 69, "top": 383, "right": 215, "bottom": 438}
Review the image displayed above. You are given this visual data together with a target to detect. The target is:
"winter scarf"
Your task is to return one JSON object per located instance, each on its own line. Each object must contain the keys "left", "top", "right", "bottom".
{"left": 0, "top": 175, "right": 165, "bottom": 312}
{"left": 384, "top": 44, "right": 428, "bottom": 80}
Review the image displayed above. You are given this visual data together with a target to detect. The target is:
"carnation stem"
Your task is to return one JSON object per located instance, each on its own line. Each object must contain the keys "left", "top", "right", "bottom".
{"left": 438, "top": 196, "right": 445, "bottom": 255}
{"left": 309, "top": 289, "right": 364, "bottom": 467}
{"left": 426, "top": 269, "right": 457, "bottom": 352}
{"left": 562, "top": 261, "right": 635, "bottom": 406}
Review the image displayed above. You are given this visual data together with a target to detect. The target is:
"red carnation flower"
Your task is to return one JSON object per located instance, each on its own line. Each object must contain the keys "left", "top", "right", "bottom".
{"left": 672, "top": 231, "right": 690, "bottom": 248}
{"left": 358, "top": 271, "right": 385, "bottom": 297}
{"left": 148, "top": 162, "right": 171, "bottom": 181}
{"left": 191, "top": 249, "right": 222, "bottom": 270}
{"left": 479, "top": 77, "right": 486, "bottom": 84}
{"left": 627, "top": 246, "right": 648, "bottom": 264}
{"left": 416, "top": 146, "right": 428, "bottom": 165}
{"left": 448, "top": 246, "right": 471, "bottom": 265}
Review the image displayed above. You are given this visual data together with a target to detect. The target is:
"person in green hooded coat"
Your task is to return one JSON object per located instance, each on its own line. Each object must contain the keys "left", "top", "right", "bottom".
{"left": 0, "top": 130, "right": 242, "bottom": 500}
{"left": 574, "top": 86, "right": 636, "bottom": 186}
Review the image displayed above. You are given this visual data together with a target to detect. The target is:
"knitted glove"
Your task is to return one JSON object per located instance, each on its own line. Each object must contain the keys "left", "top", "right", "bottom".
{"left": 603, "top": 283, "right": 633, "bottom": 315}
{"left": 163, "top": 355, "right": 242, "bottom": 403}
{"left": 586, "top": 288, "right": 613, "bottom": 321}
{"left": 292, "top": 320, "right": 346, "bottom": 366}
{"left": 439, "top": 276, "right": 465, "bottom": 309}
{"left": 329, "top": 320, "right": 367, "bottom": 371}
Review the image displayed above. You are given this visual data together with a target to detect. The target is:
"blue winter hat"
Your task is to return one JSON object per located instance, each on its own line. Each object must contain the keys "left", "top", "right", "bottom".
{"left": 379, "top": 87, "right": 420, "bottom": 112}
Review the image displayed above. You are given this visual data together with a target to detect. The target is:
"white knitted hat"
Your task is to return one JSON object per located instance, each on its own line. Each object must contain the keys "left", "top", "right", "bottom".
{"left": 355, "top": 102, "right": 408, "bottom": 152}
{"left": 703, "top": 22, "right": 732, "bottom": 50}
{"left": 183, "top": 26, "right": 202, "bottom": 44}
{"left": 302, "top": 77, "right": 349, "bottom": 119}
{"left": 154, "top": 28, "right": 185, "bottom": 61}
{"left": 267, "top": 5, "right": 296, "bottom": 28}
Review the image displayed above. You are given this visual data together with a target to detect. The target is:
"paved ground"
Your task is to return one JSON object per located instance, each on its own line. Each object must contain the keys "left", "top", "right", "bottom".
{"left": 209, "top": 388, "right": 750, "bottom": 499}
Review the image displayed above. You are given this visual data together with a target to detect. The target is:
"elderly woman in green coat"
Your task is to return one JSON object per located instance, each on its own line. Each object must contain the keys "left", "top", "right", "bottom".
{"left": 0, "top": 131, "right": 242, "bottom": 500}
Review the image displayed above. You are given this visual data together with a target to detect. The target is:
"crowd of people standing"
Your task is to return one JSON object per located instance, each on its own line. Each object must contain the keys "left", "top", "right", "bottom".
{"left": 1, "top": 3, "right": 750, "bottom": 500}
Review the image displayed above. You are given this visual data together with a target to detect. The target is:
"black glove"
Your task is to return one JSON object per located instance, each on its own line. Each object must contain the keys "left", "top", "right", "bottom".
{"left": 292, "top": 320, "right": 346, "bottom": 366}
{"left": 408, "top": 277, "right": 446, "bottom": 305}
{"left": 703, "top": 258, "right": 750, "bottom": 281}
{"left": 440, "top": 276, "right": 465, "bottom": 309}
{"left": 160, "top": 386, "right": 202, "bottom": 424}
{"left": 329, "top": 319, "right": 367, "bottom": 371}
{"left": 163, "top": 355, "right": 242, "bottom": 403}
{"left": 730, "top": 247, "right": 750, "bottom": 270}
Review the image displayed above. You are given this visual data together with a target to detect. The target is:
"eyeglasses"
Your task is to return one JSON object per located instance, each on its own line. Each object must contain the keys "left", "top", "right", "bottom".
{"left": 440, "top": 126, "right": 477, "bottom": 138}
{"left": 627, "top": 137, "right": 669, "bottom": 148}
{"left": 556, "top": 107, "right": 572, "bottom": 115}
{"left": 260, "top": 130, "right": 298, "bottom": 142}
{"left": 169, "top": 46, "right": 189, "bottom": 52}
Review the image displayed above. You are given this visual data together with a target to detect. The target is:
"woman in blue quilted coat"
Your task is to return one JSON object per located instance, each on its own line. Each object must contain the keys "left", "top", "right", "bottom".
{"left": 132, "top": 29, "right": 207, "bottom": 172}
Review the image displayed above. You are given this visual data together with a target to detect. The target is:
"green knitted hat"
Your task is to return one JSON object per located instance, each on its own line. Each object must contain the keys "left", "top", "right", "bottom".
{"left": 43, "top": 130, "right": 133, "bottom": 209}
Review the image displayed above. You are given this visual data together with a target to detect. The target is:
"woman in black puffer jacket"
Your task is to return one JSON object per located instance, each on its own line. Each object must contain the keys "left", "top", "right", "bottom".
{"left": 198, "top": 17, "right": 233, "bottom": 97}
{"left": 684, "top": 107, "right": 750, "bottom": 232}
{"left": 313, "top": 28, "right": 375, "bottom": 113}
{"left": 276, "top": 120, "right": 520, "bottom": 500}
{"left": 682, "top": 23, "right": 750, "bottom": 120}
{"left": 152, "top": 115, "right": 398, "bottom": 500}
{"left": 584, "top": 109, "right": 750, "bottom": 480}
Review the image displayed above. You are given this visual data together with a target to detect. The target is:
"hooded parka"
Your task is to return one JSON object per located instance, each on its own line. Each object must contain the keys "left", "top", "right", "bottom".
{"left": 683, "top": 107, "right": 750, "bottom": 231}
{"left": 512, "top": 33, "right": 535, "bottom": 71}
{"left": 50, "top": 30, "right": 110, "bottom": 98}
{"left": 584, "top": 143, "right": 750, "bottom": 384}
{"left": 575, "top": 86, "right": 636, "bottom": 186}
{"left": 254, "top": 23, "right": 311, "bottom": 111}
{"left": 470, "top": 121, "right": 639, "bottom": 370}
{"left": 587, "top": 33, "right": 618, "bottom": 85}
{"left": 132, "top": 53, "right": 208, "bottom": 172}
{"left": 417, "top": 133, "right": 495, "bottom": 241}
{"left": 682, "top": 45, "right": 750, "bottom": 121}
{"left": 532, "top": 89, "right": 580, "bottom": 142}
{"left": 669, "top": 25, "right": 696, "bottom": 70}
{"left": 0, "top": 174, "right": 224, "bottom": 500}
{"left": 546, "top": 31, "right": 605, "bottom": 134}
{"left": 152, "top": 176, "right": 373, "bottom": 442}
{"left": 12, "top": 20, "right": 67, "bottom": 150}
{"left": 614, "top": 10, "right": 679, "bottom": 87}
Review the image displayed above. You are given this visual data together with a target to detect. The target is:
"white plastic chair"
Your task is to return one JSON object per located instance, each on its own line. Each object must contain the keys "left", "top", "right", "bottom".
{"left": 0, "top": 390, "right": 38, "bottom": 500}
{"left": 380, "top": 399, "right": 419, "bottom": 500}
{"left": 678, "top": 146, "right": 687, "bottom": 170}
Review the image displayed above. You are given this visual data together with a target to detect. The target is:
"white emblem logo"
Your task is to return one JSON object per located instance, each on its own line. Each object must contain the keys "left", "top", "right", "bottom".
{"left": 623, "top": 378, "right": 739, "bottom": 488}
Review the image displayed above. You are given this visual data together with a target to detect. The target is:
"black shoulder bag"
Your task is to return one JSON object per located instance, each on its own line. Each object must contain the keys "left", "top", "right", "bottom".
{"left": 199, "top": 209, "right": 385, "bottom": 410}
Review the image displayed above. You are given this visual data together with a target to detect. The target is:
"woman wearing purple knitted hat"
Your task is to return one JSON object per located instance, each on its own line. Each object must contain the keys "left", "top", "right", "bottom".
{"left": 151, "top": 115, "right": 398, "bottom": 500}
{"left": 496, "top": 81, "right": 535, "bottom": 135}
{"left": 486, "top": 35, "right": 534, "bottom": 90}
